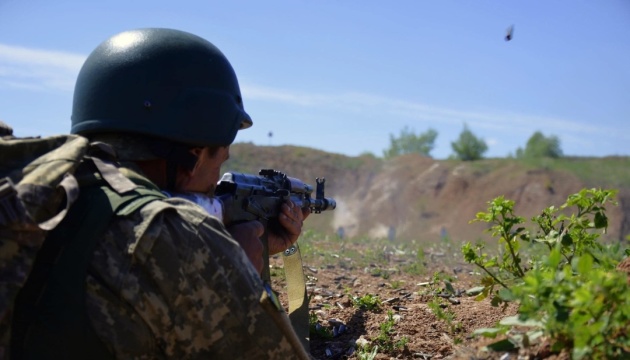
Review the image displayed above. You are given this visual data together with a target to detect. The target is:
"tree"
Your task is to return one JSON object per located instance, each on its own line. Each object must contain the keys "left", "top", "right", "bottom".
{"left": 383, "top": 126, "right": 438, "bottom": 159}
{"left": 516, "top": 131, "right": 562, "bottom": 158}
{"left": 450, "top": 124, "right": 488, "bottom": 161}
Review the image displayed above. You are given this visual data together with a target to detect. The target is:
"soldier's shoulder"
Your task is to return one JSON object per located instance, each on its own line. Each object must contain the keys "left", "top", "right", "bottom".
{"left": 130, "top": 197, "right": 219, "bottom": 226}
{"left": 121, "top": 197, "right": 228, "bottom": 256}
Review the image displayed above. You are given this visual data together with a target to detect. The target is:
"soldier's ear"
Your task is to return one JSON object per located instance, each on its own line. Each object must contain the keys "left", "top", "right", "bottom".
{"left": 190, "top": 147, "right": 204, "bottom": 157}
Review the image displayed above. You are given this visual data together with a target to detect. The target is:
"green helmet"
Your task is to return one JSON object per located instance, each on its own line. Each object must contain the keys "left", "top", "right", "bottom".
{"left": 71, "top": 28, "right": 252, "bottom": 147}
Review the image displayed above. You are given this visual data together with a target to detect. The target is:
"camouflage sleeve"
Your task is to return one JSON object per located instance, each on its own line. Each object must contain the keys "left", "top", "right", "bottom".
{"left": 86, "top": 198, "right": 302, "bottom": 359}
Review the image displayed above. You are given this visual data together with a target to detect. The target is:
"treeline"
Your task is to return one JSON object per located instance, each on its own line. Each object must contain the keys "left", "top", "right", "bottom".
{"left": 383, "top": 124, "right": 562, "bottom": 161}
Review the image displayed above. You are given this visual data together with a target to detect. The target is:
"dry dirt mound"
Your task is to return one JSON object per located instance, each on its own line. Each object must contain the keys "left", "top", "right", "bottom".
{"left": 225, "top": 145, "right": 630, "bottom": 244}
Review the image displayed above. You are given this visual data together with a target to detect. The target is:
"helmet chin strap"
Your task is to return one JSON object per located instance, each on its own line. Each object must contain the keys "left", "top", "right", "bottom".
{"left": 147, "top": 139, "right": 199, "bottom": 191}
{"left": 166, "top": 159, "right": 179, "bottom": 192}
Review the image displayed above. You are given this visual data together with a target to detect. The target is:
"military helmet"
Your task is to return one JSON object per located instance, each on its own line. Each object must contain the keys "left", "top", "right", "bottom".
{"left": 71, "top": 28, "right": 252, "bottom": 147}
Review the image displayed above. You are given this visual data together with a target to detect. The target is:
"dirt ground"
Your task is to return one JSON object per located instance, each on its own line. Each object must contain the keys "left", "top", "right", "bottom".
{"left": 268, "top": 237, "right": 572, "bottom": 360}
{"left": 267, "top": 228, "right": 630, "bottom": 360}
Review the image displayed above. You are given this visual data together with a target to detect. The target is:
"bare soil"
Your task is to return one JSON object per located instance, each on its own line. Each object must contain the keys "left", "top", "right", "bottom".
{"left": 269, "top": 239, "right": 571, "bottom": 360}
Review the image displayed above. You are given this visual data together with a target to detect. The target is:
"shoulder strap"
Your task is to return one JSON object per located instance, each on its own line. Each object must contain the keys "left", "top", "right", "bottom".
{"left": 11, "top": 178, "right": 165, "bottom": 359}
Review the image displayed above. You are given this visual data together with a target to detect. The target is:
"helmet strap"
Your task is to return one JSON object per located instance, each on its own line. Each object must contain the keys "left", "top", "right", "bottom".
{"left": 148, "top": 140, "right": 199, "bottom": 191}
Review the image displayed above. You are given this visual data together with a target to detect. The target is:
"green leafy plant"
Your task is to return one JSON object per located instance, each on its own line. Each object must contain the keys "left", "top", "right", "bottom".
{"left": 373, "top": 310, "right": 409, "bottom": 352}
{"left": 514, "top": 252, "right": 630, "bottom": 359}
{"left": 351, "top": 293, "right": 382, "bottom": 311}
{"left": 461, "top": 195, "right": 526, "bottom": 306}
{"left": 462, "top": 189, "right": 619, "bottom": 304}
{"left": 389, "top": 280, "right": 404, "bottom": 290}
{"left": 356, "top": 345, "right": 378, "bottom": 360}
{"left": 428, "top": 298, "right": 461, "bottom": 336}
{"left": 462, "top": 188, "right": 630, "bottom": 358}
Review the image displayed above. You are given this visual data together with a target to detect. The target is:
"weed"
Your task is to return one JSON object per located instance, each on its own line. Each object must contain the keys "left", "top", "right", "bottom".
{"left": 372, "top": 310, "right": 409, "bottom": 353}
{"left": 355, "top": 345, "right": 378, "bottom": 360}
{"left": 463, "top": 188, "right": 630, "bottom": 358}
{"left": 351, "top": 293, "right": 382, "bottom": 311}
{"left": 427, "top": 298, "right": 461, "bottom": 335}
{"left": 369, "top": 267, "right": 384, "bottom": 278}
{"left": 389, "top": 280, "right": 404, "bottom": 290}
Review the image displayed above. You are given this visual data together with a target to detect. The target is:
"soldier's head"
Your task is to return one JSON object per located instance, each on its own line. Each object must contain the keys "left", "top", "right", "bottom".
{"left": 71, "top": 28, "right": 251, "bottom": 192}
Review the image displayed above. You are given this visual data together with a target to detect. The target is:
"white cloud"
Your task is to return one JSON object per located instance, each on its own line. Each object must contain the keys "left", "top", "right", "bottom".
{"left": 0, "top": 43, "right": 85, "bottom": 92}
{"left": 241, "top": 83, "right": 619, "bottom": 141}
{"left": 241, "top": 84, "right": 328, "bottom": 106}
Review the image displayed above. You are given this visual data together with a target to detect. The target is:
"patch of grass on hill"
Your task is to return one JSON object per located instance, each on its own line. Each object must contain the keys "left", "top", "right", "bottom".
{"left": 513, "top": 156, "right": 630, "bottom": 188}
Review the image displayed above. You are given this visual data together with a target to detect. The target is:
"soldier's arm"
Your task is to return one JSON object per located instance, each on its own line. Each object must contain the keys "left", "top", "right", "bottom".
{"left": 126, "top": 201, "right": 304, "bottom": 358}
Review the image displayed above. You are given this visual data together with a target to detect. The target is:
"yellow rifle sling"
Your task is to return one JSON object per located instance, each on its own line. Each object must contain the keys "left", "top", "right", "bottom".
{"left": 282, "top": 243, "right": 310, "bottom": 351}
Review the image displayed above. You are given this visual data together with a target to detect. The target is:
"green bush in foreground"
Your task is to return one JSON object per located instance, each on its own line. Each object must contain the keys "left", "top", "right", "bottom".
{"left": 462, "top": 188, "right": 630, "bottom": 359}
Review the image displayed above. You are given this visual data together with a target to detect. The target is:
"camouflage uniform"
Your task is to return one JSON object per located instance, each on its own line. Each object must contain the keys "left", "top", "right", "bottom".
{"left": 85, "top": 166, "right": 301, "bottom": 359}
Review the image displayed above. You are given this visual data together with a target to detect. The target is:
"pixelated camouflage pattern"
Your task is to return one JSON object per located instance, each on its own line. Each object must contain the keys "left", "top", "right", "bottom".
{"left": 0, "top": 225, "right": 45, "bottom": 358}
{"left": 85, "top": 187, "right": 306, "bottom": 358}
{"left": 0, "top": 134, "right": 90, "bottom": 357}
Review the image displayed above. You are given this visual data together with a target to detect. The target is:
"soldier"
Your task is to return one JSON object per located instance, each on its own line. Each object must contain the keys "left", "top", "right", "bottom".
{"left": 11, "top": 28, "right": 311, "bottom": 359}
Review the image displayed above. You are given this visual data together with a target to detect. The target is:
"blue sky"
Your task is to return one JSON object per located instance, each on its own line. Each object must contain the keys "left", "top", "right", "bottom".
{"left": 1, "top": 0, "right": 628, "bottom": 159}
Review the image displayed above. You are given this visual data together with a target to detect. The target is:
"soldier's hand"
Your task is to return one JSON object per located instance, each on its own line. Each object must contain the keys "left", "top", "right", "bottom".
{"left": 227, "top": 221, "right": 265, "bottom": 274}
{"left": 268, "top": 200, "right": 310, "bottom": 255}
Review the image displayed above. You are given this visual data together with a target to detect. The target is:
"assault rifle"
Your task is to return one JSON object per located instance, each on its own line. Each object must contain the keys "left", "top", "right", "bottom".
{"left": 215, "top": 168, "right": 336, "bottom": 225}
{"left": 214, "top": 169, "right": 335, "bottom": 349}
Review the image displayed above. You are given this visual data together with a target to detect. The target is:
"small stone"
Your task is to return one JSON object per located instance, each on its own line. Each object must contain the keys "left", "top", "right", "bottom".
{"left": 466, "top": 286, "right": 485, "bottom": 296}
{"left": 383, "top": 297, "right": 400, "bottom": 304}
{"left": 355, "top": 336, "right": 370, "bottom": 348}
{"left": 328, "top": 318, "right": 344, "bottom": 326}
{"left": 447, "top": 297, "right": 461, "bottom": 305}
{"left": 392, "top": 314, "right": 402, "bottom": 323}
